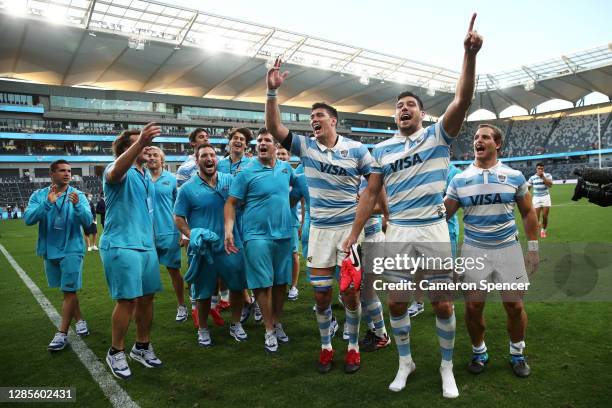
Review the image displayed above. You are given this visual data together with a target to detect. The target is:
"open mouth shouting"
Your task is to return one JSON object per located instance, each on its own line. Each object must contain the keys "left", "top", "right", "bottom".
{"left": 474, "top": 143, "right": 486, "bottom": 153}
{"left": 312, "top": 122, "right": 322, "bottom": 134}
{"left": 399, "top": 112, "right": 412, "bottom": 124}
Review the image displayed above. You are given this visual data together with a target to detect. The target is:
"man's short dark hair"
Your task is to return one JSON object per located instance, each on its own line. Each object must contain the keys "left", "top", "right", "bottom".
{"left": 257, "top": 127, "right": 269, "bottom": 136}
{"left": 50, "top": 159, "right": 70, "bottom": 172}
{"left": 396, "top": 91, "right": 424, "bottom": 110}
{"left": 311, "top": 102, "right": 338, "bottom": 120}
{"left": 229, "top": 127, "right": 253, "bottom": 144}
{"left": 189, "top": 128, "right": 209, "bottom": 144}
{"left": 536, "top": 162, "right": 544, "bottom": 168}
{"left": 478, "top": 124, "right": 504, "bottom": 153}
{"left": 195, "top": 143, "right": 216, "bottom": 159}
{"left": 112, "top": 129, "right": 140, "bottom": 157}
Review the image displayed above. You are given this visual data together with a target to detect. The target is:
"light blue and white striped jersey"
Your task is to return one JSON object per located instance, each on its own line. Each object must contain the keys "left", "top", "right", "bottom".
{"left": 175, "top": 154, "right": 197, "bottom": 188}
{"left": 289, "top": 133, "right": 373, "bottom": 228}
{"left": 527, "top": 173, "right": 552, "bottom": 197}
{"left": 446, "top": 161, "right": 528, "bottom": 248}
{"left": 371, "top": 122, "right": 452, "bottom": 226}
{"left": 359, "top": 177, "right": 382, "bottom": 238}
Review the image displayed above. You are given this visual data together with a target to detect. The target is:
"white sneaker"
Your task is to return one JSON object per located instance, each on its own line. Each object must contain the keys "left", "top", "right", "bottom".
{"left": 197, "top": 328, "right": 212, "bottom": 347}
{"left": 274, "top": 322, "right": 289, "bottom": 344}
{"left": 264, "top": 331, "right": 278, "bottom": 353}
{"left": 129, "top": 344, "right": 162, "bottom": 368}
{"left": 288, "top": 286, "right": 299, "bottom": 301}
{"left": 87, "top": 246, "right": 92, "bottom": 252}
{"left": 106, "top": 349, "right": 131, "bottom": 380}
{"left": 407, "top": 301, "right": 424, "bottom": 317}
{"left": 92, "top": 245, "right": 98, "bottom": 251}
{"left": 175, "top": 305, "right": 188, "bottom": 323}
{"left": 48, "top": 332, "right": 68, "bottom": 351}
{"left": 229, "top": 323, "right": 248, "bottom": 342}
{"left": 240, "top": 297, "right": 255, "bottom": 324}
{"left": 75, "top": 319, "right": 89, "bottom": 336}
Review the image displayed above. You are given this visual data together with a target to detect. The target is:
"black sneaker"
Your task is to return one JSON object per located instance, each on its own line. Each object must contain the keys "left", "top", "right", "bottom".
{"left": 360, "top": 331, "right": 391, "bottom": 352}
{"left": 358, "top": 330, "right": 376, "bottom": 349}
{"left": 510, "top": 355, "right": 531, "bottom": 378}
{"left": 468, "top": 352, "right": 489, "bottom": 374}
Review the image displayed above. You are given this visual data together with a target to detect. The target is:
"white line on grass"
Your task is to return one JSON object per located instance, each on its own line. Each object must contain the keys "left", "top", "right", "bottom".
{"left": 0, "top": 243, "right": 139, "bottom": 408}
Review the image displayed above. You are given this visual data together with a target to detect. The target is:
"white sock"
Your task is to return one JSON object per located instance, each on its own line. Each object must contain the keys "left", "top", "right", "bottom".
{"left": 389, "top": 356, "right": 416, "bottom": 392}
{"left": 510, "top": 340, "right": 525, "bottom": 356}
{"left": 440, "top": 360, "right": 459, "bottom": 398}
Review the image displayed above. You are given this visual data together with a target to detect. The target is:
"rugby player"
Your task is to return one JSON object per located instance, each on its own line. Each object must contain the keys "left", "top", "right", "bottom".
{"left": 174, "top": 143, "right": 248, "bottom": 346}
{"left": 147, "top": 146, "right": 186, "bottom": 323}
{"left": 25, "top": 160, "right": 93, "bottom": 350}
{"left": 445, "top": 124, "right": 539, "bottom": 378}
{"left": 224, "top": 130, "right": 296, "bottom": 353}
{"left": 266, "top": 61, "right": 374, "bottom": 373}
{"left": 344, "top": 14, "right": 483, "bottom": 396}
{"left": 527, "top": 163, "right": 553, "bottom": 238}
{"left": 100, "top": 124, "right": 163, "bottom": 379}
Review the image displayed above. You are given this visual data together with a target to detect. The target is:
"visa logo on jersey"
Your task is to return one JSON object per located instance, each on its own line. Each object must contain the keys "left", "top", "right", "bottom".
{"left": 389, "top": 154, "right": 423, "bottom": 173}
{"left": 320, "top": 163, "right": 348, "bottom": 175}
{"left": 469, "top": 193, "right": 502, "bottom": 205}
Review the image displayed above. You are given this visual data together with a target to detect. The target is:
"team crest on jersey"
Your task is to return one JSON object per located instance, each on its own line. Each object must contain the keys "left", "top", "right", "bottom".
{"left": 307, "top": 256, "right": 313, "bottom": 263}
{"left": 162, "top": 181, "right": 171, "bottom": 186}
{"left": 340, "top": 149, "right": 349, "bottom": 158}
{"left": 282, "top": 168, "right": 288, "bottom": 174}
{"left": 497, "top": 174, "right": 507, "bottom": 183}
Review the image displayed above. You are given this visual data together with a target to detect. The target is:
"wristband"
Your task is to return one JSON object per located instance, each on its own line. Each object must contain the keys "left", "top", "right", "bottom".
{"left": 266, "top": 89, "right": 278, "bottom": 98}
{"left": 527, "top": 240, "right": 538, "bottom": 251}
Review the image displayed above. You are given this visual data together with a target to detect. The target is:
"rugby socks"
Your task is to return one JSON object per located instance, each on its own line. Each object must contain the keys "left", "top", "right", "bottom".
{"left": 220, "top": 289, "right": 229, "bottom": 303}
{"left": 436, "top": 312, "right": 456, "bottom": 363}
{"left": 345, "top": 304, "right": 361, "bottom": 351}
{"left": 436, "top": 312, "right": 458, "bottom": 398}
{"left": 510, "top": 340, "right": 526, "bottom": 356}
{"left": 135, "top": 342, "right": 150, "bottom": 350}
{"left": 316, "top": 306, "right": 333, "bottom": 351}
{"left": 390, "top": 310, "right": 412, "bottom": 359}
{"left": 366, "top": 299, "right": 387, "bottom": 338}
{"left": 473, "top": 341, "right": 487, "bottom": 355}
{"left": 361, "top": 299, "right": 375, "bottom": 331}
{"left": 109, "top": 347, "right": 123, "bottom": 355}
{"left": 211, "top": 295, "right": 219, "bottom": 309}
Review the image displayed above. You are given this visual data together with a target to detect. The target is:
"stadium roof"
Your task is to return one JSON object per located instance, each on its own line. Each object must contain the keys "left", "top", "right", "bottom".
{"left": 0, "top": 0, "right": 611, "bottom": 117}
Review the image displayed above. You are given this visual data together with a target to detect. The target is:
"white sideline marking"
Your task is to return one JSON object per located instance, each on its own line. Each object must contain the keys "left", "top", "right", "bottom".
{"left": 0, "top": 243, "right": 139, "bottom": 408}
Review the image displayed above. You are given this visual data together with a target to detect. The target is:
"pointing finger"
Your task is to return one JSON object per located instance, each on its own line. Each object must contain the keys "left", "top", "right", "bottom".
{"left": 468, "top": 12, "right": 476, "bottom": 32}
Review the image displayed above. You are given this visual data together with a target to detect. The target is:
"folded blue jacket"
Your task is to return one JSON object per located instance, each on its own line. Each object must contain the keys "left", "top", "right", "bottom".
{"left": 183, "top": 228, "right": 220, "bottom": 284}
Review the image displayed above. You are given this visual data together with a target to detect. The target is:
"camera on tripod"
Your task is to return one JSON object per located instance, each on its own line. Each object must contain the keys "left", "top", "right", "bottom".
{"left": 571, "top": 167, "right": 612, "bottom": 207}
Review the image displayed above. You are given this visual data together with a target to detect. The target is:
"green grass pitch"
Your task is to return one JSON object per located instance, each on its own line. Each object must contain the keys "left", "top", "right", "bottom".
{"left": 0, "top": 184, "right": 611, "bottom": 407}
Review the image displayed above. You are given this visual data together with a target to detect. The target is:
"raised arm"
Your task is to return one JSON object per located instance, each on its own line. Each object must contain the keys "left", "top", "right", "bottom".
{"left": 265, "top": 58, "right": 290, "bottom": 143}
{"left": 442, "top": 13, "right": 483, "bottom": 137}
{"left": 106, "top": 123, "right": 161, "bottom": 183}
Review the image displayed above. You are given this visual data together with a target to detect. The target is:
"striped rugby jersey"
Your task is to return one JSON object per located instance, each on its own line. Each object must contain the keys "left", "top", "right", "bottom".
{"left": 359, "top": 177, "right": 382, "bottom": 238}
{"left": 371, "top": 122, "right": 452, "bottom": 226}
{"left": 446, "top": 161, "right": 528, "bottom": 248}
{"left": 527, "top": 173, "right": 552, "bottom": 197}
{"left": 175, "top": 154, "right": 197, "bottom": 188}
{"left": 289, "top": 133, "right": 373, "bottom": 228}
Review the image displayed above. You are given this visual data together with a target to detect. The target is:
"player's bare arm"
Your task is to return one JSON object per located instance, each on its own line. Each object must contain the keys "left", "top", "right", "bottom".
{"left": 444, "top": 197, "right": 461, "bottom": 220}
{"left": 107, "top": 122, "right": 161, "bottom": 183}
{"left": 265, "top": 57, "right": 290, "bottom": 142}
{"left": 342, "top": 173, "right": 384, "bottom": 251}
{"left": 442, "top": 13, "right": 483, "bottom": 137}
